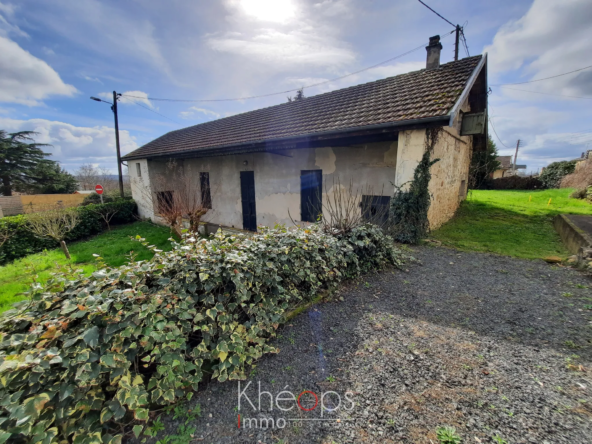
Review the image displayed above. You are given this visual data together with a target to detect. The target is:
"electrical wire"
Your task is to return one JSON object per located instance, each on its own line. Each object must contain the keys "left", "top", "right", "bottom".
{"left": 416, "top": 0, "right": 455, "bottom": 27}
{"left": 499, "top": 86, "right": 592, "bottom": 100}
{"left": 491, "top": 64, "right": 592, "bottom": 86}
{"left": 488, "top": 116, "right": 511, "bottom": 148}
{"left": 121, "top": 97, "right": 181, "bottom": 124}
{"left": 460, "top": 29, "right": 470, "bottom": 57}
{"left": 122, "top": 30, "right": 455, "bottom": 104}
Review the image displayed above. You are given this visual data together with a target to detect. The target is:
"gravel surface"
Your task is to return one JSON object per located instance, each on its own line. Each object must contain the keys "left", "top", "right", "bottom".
{"left": 147, "top": 247, "right": 592, "bottom": 443}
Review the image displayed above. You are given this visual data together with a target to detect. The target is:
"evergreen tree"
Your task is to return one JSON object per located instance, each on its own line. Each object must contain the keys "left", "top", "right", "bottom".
{"left": 16, "top": 161, "right": 78, "bottom": 194}
{"left": 469, "top": 135, "right": 501, "bottom": 189}
{"left": 0, "top": 131, "right": 50, "bottom": 196}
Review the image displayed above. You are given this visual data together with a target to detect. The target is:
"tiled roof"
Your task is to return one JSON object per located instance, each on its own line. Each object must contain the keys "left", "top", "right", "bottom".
{"left": 124, "top": 55, "right": 483, "bottom": 160}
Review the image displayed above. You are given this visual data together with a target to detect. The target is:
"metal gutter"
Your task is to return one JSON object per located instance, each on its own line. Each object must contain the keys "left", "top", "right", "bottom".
{"left": 448, "top": 53, "right": 487, "bottom": 127}
{"left": 122, "top": 115, "right": 450, "bottom": 161}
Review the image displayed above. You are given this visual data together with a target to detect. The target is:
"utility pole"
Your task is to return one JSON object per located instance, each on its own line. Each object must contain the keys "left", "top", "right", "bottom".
{"left": 454, "top": 24, "right": 460, "bottom": 61}
{"left": 513, "top": 139, "right": 521, "bottom": 172}
{"left": 112, "top": 91, "right": 124, "bottom": 198}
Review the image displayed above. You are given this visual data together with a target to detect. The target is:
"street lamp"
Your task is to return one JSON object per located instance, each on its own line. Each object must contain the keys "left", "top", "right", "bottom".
{"left": 90, "top": 91, "right": 124, "bottom": 198}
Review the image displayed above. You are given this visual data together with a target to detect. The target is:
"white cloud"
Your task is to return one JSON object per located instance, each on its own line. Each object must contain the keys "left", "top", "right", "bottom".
{"left": 0, "top": 2, "right": 27, "bottom": 38}
{"left": 0, "top": 117, "right": 138, "bottom": 171}
{"left": 179, "top": 107, "right": 220, "bottom": 120}
{"left": 100, "top": 90, "right": 155, "bottom": 109}
{"left": 206, "top": 28, "right": 355, "bottom": 69}
{"left": 485, "top": 0, "right": 592, "bottom": 95}
{"left": 82, "top": 75, "right": 102, "bottom": 84}
{"left": 227, "top": 0, "right": 297, "bottom": 23}
{"left": 0, "top": 35, "right": 77, "bottom": 105}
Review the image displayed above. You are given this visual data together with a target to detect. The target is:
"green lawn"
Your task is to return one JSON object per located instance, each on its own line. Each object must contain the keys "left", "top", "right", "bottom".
{"left": 431, "top": 189, "right": 592, "bottom": 259}
{"left": 0, "top": 221, "right": 173, "bottom": 313}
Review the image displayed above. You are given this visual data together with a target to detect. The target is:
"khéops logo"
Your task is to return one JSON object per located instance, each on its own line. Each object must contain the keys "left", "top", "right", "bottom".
{"left": 236, "top": 381, "right": 357, "bottom": 429}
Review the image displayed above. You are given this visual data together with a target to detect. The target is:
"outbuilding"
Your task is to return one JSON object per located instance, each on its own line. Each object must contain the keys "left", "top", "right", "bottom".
{"left": 123, "top": 36, "right": 488, "bottom": 232}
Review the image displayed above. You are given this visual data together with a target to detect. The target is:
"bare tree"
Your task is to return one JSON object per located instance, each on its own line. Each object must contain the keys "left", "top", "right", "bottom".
{"left": 75, "top": 164, "right": 127, "bottom": 195}
{"left": 27, "top": 206, "right": 79, "bottom": 259}
{"left": 89, "top": 203, "right": 120, "bottom": 231}
{"left": 133, "top": 161, "right": 210, "bottom": 238}
{"left": 319, "top": 177, "right": 388, "bottom": 234}
{"left": 290, "top": 177, "right": 388, "bottom": 235}
{"left": 0, "top": 226, "right": 15, "bottom": 249}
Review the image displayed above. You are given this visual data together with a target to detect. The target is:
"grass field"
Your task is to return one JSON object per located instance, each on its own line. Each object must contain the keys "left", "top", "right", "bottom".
{"left": 431, "top": 188, "right": 592, "bottom": 259}
{"left": 0, "top": 221, "right": 173, "bottom": 313}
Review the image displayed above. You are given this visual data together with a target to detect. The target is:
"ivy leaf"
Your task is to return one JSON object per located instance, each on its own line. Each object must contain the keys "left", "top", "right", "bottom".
{"left": 133, "top": 425, "right": 143, "bottom": 438}
{"left": 134, "top": 408, "right": 149, "bottom": 421}
{"left": 82, "top": 326, "right": 100, "bottom": 348}
{"left": 218, "top": 351, "right": 228, "bottom": 362}
{"left": 206, "top": 308, "right": 217, "bottom": 320}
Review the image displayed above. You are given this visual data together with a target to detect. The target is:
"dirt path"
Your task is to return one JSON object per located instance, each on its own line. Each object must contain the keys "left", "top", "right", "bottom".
{"left": 151, "top": 247, "right": 592, "bottom": 443}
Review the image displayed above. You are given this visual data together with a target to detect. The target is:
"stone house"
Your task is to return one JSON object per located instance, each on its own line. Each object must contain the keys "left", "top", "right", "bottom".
{"left": 123, "top": 36, "right": 488, "bottom": 232}
{"left": 491, "top": 156, "right": 526, "bottom": 179}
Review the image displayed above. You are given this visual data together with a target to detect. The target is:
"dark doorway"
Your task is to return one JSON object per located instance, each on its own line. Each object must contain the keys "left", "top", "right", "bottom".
{"left": 301, "top": 170, "right": 322, "bottom": 222}
{"left": 240, "top": 171, "right": 257, "bottom": 231}
{"left": 362, "top": 195, "right": 391, "bottom": 227}
{"left": 200, "top": 172, "right": 212, "bottom": 209}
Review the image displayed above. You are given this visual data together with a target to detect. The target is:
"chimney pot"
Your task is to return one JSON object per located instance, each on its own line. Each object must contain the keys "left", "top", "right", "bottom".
{"left": 426, "top": 35, "right": 442, "bottom": 70}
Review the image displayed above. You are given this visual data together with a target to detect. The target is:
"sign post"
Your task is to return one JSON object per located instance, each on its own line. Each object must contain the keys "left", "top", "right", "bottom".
{"left": 95, "top": 184, "right": 104, "bottom": 204}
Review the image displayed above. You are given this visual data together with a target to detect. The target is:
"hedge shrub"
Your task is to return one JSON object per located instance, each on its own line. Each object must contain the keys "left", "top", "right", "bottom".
{"left": 486, "top": 175, "right": 544, "bottom": 190}
{"left": 0, "top": 224, "right": 404, "bottom": 442}
{"left": 539, "top": 160, "right": 577, "bottom": 189}
{"left": 0, "top": 199, "right": 137, "bottom": 264}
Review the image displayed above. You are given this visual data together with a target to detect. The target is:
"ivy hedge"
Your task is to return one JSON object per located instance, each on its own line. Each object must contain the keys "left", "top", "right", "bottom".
{"left": 0, "top": 199, "right": 137, "bottom": 264}
{"left": 0, "top": 223, "right": 404, "bottom": 443}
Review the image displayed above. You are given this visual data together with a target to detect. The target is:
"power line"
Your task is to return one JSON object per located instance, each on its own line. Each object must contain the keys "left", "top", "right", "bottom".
{"left": 491, "top": 64, "right": 592, "bottom": 86}
{"left": 499, "top": 86, "right": 592, "bottom": 100}
{"left": 416, "top": 0, "right": 455, "bottom": 27}
{"left": 122, "top": 30, "right": 455, "bottom": 104}
{"left": 488, "top": 116, "right": 511, "bottom": 148}
{"left": 460, "top": 29, "right": 470, "bottom": 57}
{"left": 121, "top": 97, "right": 181, "bottom": 124}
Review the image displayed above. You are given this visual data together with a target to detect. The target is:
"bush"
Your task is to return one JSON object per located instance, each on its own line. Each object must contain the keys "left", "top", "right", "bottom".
{"left": 485, "top": 175, "right": 543, "bottom": 190}
{"left": 0, "top": 224, "right": 404, "bottom": 442}
{"left": 539, "top": 160, "right": 577, "bottom": 189}
{"left": 0, "top": 199, "right": 137, "bottom": 264}
{"left": 570, "top": 188, "right": 588, "bottom": 199}
{"left": 81, "top": 192, "right": 116, "bottom": 206}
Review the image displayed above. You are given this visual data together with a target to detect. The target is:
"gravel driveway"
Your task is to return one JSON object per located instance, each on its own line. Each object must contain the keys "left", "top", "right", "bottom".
{"left": 150, "top": 247, "right": 592, "bottom": 444}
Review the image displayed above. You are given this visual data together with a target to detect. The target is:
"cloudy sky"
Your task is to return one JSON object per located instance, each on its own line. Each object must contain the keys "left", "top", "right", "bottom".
{"left": 0, "top": 0, "right": 591, "bottom": 174}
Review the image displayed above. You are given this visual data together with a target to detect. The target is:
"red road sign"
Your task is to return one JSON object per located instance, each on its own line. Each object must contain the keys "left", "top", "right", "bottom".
{"left": 95, "top": 184, "right": 104, "bottom": 195}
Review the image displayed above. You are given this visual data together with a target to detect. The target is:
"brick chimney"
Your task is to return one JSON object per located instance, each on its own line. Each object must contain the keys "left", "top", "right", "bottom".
{"left": 425, "top": 35, "right": 442, "bottom": 70}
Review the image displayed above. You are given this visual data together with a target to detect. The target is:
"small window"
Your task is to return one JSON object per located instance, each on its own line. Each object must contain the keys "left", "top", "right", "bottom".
{"left": 361, "top": 195, "right": 391, "bottom": 227}
{"left": 136, "top": 163, "right": 142, "bottom": 177}
{"left": 200, "top": 172, "right": 212, "bottom": 209}
{"left": 156, "top": 191, "right": 174, "bottom": 214}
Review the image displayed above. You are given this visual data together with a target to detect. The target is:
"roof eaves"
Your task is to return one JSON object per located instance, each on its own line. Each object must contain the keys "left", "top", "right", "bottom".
{"left": 448, "top": 53, "right": 487, "bottom": 127}
{"left": 122, "top": 114, "right": 450, "bottom": 161}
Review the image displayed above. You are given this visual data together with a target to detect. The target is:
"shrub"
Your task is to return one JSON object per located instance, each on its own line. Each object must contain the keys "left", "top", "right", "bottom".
{"left": 0, "top": 224, "right": 404, "bottom": 442}
{"left": 485, "top": 175, "right": 543, "bottom": 190}
{"left": 539, "top": 160, "right": 577, "bottom": 189}
{"left": 570, "top": 188, "right": 588, "bottom": 199}
{"left": 0, "top": 199, "right": 137, "bottom": 264}
{"left": 81, "top": 192, "right": 116, "bottom": 206}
